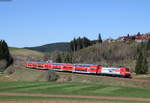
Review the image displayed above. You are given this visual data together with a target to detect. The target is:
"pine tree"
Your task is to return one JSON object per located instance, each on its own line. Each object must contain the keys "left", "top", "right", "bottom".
{"left": 137, "top": 32, "right": 141, "bottom": 36}
{"left": 0, "top": 40, "right": 3, "bottom": 59}
{"left": 143, "top": 57, "right": 148, "bottom": 73}
{"left": 146, "top": 38, "right": 150, "bottom": 50}
{"left": 0, "top": 40, "right": 13, "bottom": 72}
{"left": 98, "top": 33, "right": 102, "bottom": 43}
{"left": 70, "top": 41, "right": 73, "bottom": 51}
{"left": 135, "top": 41, "right": 148, "bottom": 74}
{"left": 0, "top": 40, "right": 9, "bottom": 59}
{"left": 135, "top": 51, "right": 144, "bottom": 74}
{"left": 73, "top": 38, "right": 77, "bottom": 51}
{"left": 79, "top": 37, "right": 83, "bottom": 49}
{"left": 82, "top": 37, "right": 91, "bottom": 48}
{"left": 2, "top": 40, "right": 9, "bottom": 58}
{"left": 70, "top": 36, "right": 92, "bottom": 51}
{"left": 70, "top": 38, "right": 77, "bottom": 51}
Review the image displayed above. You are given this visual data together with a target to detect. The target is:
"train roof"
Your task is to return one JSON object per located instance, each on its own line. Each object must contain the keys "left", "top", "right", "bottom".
{"left": 36, "top": 62, "right": 46, "bottom": 64}
{"left": 26, "top": 61, "right": 102, "bottom": 66}
{"left": 52, "top": 63, "right": 64, "bottom": 66}
{"left": 26, "top": 61, "right": 50, "bottom": 64}
{"left": 102, "top": 67, "right": 119, "bottom": 69}
{"left": 74, "top": 64, "right": 97, "bottom": 67}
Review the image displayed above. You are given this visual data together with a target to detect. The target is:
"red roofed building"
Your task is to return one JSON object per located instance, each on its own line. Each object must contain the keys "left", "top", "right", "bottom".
{"left": 135, "top": 34, "right": 150, "bottom": 42}
{"left": 116, "top": 33, "right": 150, "bottom": 42}
{"left": 135, "top": 34, "right": 149, "bottom": 40}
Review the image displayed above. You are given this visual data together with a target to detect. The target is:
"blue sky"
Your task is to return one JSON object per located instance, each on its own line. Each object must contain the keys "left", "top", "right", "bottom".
{"left": 0, "top": 0, "right": 150, "bottom": 47}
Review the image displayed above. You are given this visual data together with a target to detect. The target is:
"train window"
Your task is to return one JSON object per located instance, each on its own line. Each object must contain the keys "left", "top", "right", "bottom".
{"left": 75, "top": 69, "right": 87, "bottom": 71}
{"left": 53, "top": 67, "right": 61, "bottom": 69}
{"left": 64, "top": 66, "right": 72, "bottom": 68}
{"left": 90, "top": 68, "right": 95, "bottom": 70}
{"left": 74, "top": 64, "right": 90, "bottom": 67}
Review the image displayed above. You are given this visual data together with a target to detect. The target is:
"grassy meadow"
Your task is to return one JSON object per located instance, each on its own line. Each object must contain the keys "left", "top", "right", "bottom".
{"left": 0, "top": 96, "right": 149, "bottom": 103}
{"left": 0, "top": 81, "right": 150, "bottom": 102}
{"left": 0, "top": 81, "right": 150, "bottom": 97}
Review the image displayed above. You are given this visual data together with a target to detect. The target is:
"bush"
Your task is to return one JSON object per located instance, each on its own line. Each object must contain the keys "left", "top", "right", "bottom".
{"left": 45, "top": 70, "right": 59, "bottom": 81}
{"left": 4, "top": 65, "right": 15, "bottom": 75}
{"left": 0, "top": 59, "right": 7, "bottom": 72}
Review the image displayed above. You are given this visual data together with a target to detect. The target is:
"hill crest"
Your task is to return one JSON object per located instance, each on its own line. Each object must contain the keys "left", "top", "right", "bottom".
{"left": 24, "top": 42, "right": 70, "bottom": 52}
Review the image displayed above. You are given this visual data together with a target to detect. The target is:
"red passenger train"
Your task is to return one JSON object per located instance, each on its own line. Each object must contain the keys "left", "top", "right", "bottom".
{"left": 26, "top": 62, "right": 131, "bottom": 78}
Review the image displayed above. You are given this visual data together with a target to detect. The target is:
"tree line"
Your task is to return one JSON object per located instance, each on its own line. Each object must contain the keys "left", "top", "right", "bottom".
{"left": 70, "top": 34, "right": 102, "bottom": 51}
{"left": 45, "top": 34, "right": 102, "bottom": 63}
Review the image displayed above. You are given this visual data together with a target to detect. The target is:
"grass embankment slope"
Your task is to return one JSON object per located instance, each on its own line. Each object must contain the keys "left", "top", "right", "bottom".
{"left": 0, "top": 47, "right": 46, "bottom": 81}
{"left": 57, "top": 72, "right": 150, "bottom": 89}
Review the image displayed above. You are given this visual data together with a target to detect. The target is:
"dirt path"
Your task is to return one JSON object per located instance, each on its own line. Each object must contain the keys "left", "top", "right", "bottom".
{"left": 0, "top": 101, "right": 112, "bottom": 103}
{"left": 0, "top": 92, "right": 150, "bottom": 102}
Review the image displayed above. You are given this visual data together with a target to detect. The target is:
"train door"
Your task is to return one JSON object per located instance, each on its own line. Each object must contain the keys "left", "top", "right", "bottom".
{"left": 32, "top": 63, "right": 38, "bottom": 69}
{"left": 89, "top": 65, "right": 98, "bottom": 74}
{"left": 96, "top": 65, "right": 102, "bottom": 74}
{"left": 51, "top": 63, "right": 63, "bottom": 71}
{"left": 44, "top": 63, "right": 51, "bottom": 70}
{"left": 62, "top": 64, "right": 73, "bottom": 72}
{"left": 74, "top": 64, "right": 90, "bottom": 73}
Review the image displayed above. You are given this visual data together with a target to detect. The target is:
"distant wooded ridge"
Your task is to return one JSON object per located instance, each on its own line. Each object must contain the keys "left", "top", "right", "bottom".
{"left": 24, "top": 34, "right": 103, "bottom": 53}
{"left": 24, "top": 32, "right": 150, "bottom": 53}
{"left": 24, "top": 42, "right": 70, "bottom": 53}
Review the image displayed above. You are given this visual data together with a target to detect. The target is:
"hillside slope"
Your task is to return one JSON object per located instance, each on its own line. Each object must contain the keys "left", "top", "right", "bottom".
{"left": 0, "top": 47, "right": 58, "bottom": 82}
{"left": 72, "top": 41, "right": 143, "bottom": 71}
{"left": 0, "top": 48, "right": 47, "bottom": 81}
{"left": 9, "top": 47, "right": 44, "bottom": 70}
{"left": 9, "top": 47, "right": 44, "bottom": 58}
{"left": 24, "top": 42, "right": 70, "bottom": 52}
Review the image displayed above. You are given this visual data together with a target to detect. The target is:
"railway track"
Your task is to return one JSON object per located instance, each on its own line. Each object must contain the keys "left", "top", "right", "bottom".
{"left": 25, "top": 67, "right": 150, "bottom": 83}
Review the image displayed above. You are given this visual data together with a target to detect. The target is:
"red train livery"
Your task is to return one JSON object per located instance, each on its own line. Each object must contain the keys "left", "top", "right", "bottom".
{"left": 26, "top": 62, "right": 131, "bottom": 78}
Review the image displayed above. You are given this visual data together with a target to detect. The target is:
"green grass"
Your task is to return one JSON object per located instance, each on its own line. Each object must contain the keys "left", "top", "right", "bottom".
{"left": 10, "top": 68, "right": 48, "bottom": 81}
{"left": 57, "top": 72, "right": 150, "bottom": 89}
{"left": 0, "top": 68, "right": 48, "bottom": 82}
{"left": 0, "top": 81, "right": 150, "bottom": 98}
{"left": 0, "top": 96, "right": 149, "bottom": 103}
{"left": 9, "top": 47, "right": 44, "bottom": 58}
{"left": 9, "top": 47, "right": 22, "bottom": 51}
{"left": 133, "top": 74, "right": 150, "bottom": 78}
